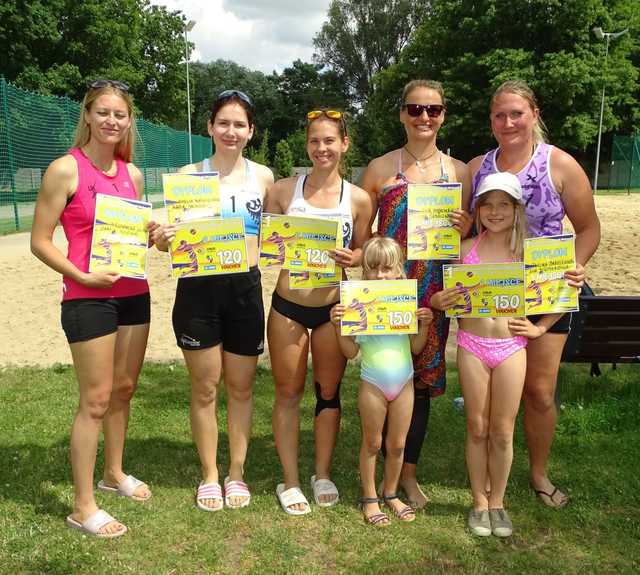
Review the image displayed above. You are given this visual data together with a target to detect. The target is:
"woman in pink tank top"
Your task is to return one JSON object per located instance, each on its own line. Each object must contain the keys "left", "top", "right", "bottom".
{"left": 467, "top": 80, "right": 601, "bottom": 509}
{"left": 31, "top": 80, "right": 157, "bottom": 538}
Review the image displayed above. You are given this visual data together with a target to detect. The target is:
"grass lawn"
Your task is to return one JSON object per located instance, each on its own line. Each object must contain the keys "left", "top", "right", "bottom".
{"left": 0, "top": 362, "right": 638, "bottom": 574}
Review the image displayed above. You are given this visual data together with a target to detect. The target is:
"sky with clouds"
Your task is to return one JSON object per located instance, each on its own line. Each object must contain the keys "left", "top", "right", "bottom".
{"left": 151, "top": 0, "right": 332, "bottom": 74}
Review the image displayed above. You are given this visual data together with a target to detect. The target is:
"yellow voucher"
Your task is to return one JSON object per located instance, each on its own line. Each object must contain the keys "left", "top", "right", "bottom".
{"left": 443, "top": 263, "right": 525, "bottom": 318}
{"left": 407, "top": 183, "right": 461, "bottom": 260}
{"left": 89, "top": 194, "right": 151, "bottom": 279}
{"left": 162, "top": 172, "right": 220, "bottom": 223}
{"left": 170, "top": 217, "right": 248, "bottom": 279}
{"left": 525, "top": 234, "right": 579, "bottom": 314}
{"left": 259, "top": 213, "right": 339, "bottom": 274}
{"left": 340, "top": 279, "right": 418, "bottom": 336}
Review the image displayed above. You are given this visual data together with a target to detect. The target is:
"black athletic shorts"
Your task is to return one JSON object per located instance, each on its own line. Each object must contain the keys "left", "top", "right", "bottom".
{"left": 271, "top": 291, "right": 336, "bottom": 330}
{"left": 529, "top": 312, "right": 572, "bottom": 334}
{"left": 61, "top": 292, "right": 151, "bottom": 344}
{"left": 172, "top": 266, "right": 264, "bottom": 355}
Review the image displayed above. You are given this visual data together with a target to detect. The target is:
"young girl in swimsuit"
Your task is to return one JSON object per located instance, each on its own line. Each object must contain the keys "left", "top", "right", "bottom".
{"left": 431, "top": 172, "right": 560, "bottom": 537}
{"left": 330, "top": 237, "right": 432, "bottom": 526}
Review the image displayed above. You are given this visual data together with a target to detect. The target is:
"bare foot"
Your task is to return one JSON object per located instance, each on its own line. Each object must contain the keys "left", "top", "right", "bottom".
{"left": 400, "top": 477, "right": 429, "bottom": 509}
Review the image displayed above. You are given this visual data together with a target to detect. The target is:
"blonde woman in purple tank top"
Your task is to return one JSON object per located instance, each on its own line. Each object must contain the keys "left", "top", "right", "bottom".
{"left": 468, "top": 80, "right": 601, "bottom": 508}
{"left": 31, "top": 81, "right": 158, "bottom": 537}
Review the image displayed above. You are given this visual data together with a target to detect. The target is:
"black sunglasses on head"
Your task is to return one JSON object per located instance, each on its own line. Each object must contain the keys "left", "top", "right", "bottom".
{"left": 89, "top": 79, "right": 130, "bottom": 92}
{"left": 402, "top": 103, "right": 445, "bottom": 118}
{"left": 216, "top": 89, "right": 254, "bottom": 108}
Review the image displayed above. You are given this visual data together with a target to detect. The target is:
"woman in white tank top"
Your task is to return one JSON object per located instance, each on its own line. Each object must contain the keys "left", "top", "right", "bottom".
{"left": 264, "top": 109, "right": 374, "bottom": 515}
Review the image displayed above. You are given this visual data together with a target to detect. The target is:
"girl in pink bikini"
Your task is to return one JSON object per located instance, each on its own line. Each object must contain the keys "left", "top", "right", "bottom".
{"left": 431, "top": 172, "right": 560, "bottom": 538}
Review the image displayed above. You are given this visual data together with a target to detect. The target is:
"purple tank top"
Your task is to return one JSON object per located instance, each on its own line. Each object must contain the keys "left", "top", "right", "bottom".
{"left": 471, "top": 143, "right": 565, "bottom": 237}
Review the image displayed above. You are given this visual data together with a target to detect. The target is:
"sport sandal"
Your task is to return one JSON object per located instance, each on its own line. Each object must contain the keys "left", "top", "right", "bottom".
{"left": 382, "top": 493, "right": 415, "bottom": 522}
{"left": 360, "top": 497, "right": 389, "bottom": 526}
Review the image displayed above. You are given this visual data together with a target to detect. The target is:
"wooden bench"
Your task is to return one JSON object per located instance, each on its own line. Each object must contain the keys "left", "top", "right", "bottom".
{"left": 561, "top": 295, "right": 640, "bottom": 375}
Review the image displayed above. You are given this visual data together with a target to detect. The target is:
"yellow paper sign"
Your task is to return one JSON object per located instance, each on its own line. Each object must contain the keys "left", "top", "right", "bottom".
{"left": 525, "top": 234, "right": 579, "bottom": 314}
{"left": 340, "top": 279, "right": 418, "bottom": 336}
{"left": 407, "top": 183, "right": 461, "bottom": 260}
{"left": 89, "top": 194, "right": 151, "bottom": 279}
{"left": 170, "top": 217, "right": 248, "bottom": 278}
{"left": 443, "top": 263, "right": 525, "bottom": 318}
{"left": 162, "top": 172, "right": 220, "bottom": 223}
{"left": 259, "top": 213, "right": 339, "bottom": 274}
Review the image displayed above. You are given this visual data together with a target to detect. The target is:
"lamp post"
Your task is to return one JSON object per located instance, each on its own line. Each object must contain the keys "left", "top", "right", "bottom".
{"left": 184, "top": 19, "right": 196, "bottom": 164}
{"left": 592, "top": 26, "right": 628, "bottom": 191}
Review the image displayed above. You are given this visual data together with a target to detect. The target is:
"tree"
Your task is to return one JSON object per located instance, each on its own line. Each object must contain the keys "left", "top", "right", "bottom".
{"left": 247, "top": 128, "right": 270, "bottom": 166}
{"left": 313, "top": 0, "right": 428, "bottom": 102}
{"left": 361, "top": 0, "right": 639, "bottom": 163}
{"left": 274, "top": 140, "right": 294, "bottom": 178}
{"left": 0, "top": 0, "right": 188, "bottom": 125}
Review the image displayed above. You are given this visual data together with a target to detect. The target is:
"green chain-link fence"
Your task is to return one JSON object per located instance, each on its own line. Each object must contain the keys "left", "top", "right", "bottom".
{"left": 0, "top": 78, "right": 211, "bottom": 233}
{"left": 608, "top": 135, "right": 640, "bottom": 193}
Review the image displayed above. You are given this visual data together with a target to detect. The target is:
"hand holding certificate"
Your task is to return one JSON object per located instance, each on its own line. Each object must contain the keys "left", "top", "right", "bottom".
{"left": 259, "top": 213, "right": 339, "bottom": 274}
{"left": 407, "top": 183, "right": 462, "bottom": 260}
{"left": 89, "top": 194, "right": 152, "bottom": 279}
{"left": 340, "top": 279, "right": 418, "bottom": 336}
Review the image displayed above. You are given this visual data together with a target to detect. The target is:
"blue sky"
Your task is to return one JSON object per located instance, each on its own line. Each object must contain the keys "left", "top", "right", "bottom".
{"left": 151, "top": 0, "right": 331, "bottom": 73}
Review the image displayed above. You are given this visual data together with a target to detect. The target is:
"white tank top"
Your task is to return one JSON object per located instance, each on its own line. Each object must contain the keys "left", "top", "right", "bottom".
{"left": 200, "top": 157, "right": 263, "bottom": 236}
{"left": 286, "top": 175, "right": 354, "bottom": 248}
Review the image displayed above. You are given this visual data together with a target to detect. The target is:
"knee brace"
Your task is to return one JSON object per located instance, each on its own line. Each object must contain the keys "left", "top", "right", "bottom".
{"left": 314, "top": 381, "right": 341, "bottom": 416}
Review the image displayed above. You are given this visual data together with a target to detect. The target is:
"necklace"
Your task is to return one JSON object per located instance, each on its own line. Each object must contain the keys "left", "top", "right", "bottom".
{"left": 403, "top": 146, "right": 439, "bottom": 173}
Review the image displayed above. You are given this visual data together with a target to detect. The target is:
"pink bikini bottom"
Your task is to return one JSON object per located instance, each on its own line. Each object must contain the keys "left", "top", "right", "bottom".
{"left": 457, "top": 329, "right": 527, "bottom": 369}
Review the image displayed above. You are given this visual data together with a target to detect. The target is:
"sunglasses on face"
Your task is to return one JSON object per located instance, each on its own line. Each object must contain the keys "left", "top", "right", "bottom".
{"left": 403, "top": 103, "right": 445, "bottom": 118}
{"left": 89, "top": 79, "right": 130, "bottom": 92}
{"left": 217, "top": 89, "right": 254, "bottom": 108}
{"left": 307, "top": 109, "right": 343, "bottom": 121}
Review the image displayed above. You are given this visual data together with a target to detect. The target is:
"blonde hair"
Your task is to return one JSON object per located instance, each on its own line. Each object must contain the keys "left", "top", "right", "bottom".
{"left": 491, "top": 80, "right": 548, "bottom": 145}
{"left": 401, "top": 79, "right": 446, "bottom": 107}
{"left": 474, "top": 192, "right": 529, "bottom": 260}
{"left": 362, "top": 236, "right": 406, "bottom": 278}
{"left": 72, "top": 84, "right": 137, "bottom": 162}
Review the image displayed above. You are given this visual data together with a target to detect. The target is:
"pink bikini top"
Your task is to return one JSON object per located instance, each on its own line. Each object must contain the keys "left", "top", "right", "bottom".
{"left": 462, "top": 231, "right": 515, "bottom": 264}
{"left": 462, "top": 232, "right": 485, "bottom": 264}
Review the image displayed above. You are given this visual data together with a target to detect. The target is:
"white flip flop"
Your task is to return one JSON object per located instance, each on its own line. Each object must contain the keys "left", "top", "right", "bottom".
{"left": 310, "top": 475, "right": 339, "bottom": 507}
{"left": 97, "top": 474, "right": 151, "bottom": 502}
{"left": 276, "top": 483, "right": 311, "bottom": 516}
{"left": 65, "top": 509, "right": 127, "bottom": 538}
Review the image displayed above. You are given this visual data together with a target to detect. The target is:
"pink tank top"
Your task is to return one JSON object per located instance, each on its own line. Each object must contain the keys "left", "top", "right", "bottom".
{"left": 59, "top": 148, "right": 150, "bottom": 301}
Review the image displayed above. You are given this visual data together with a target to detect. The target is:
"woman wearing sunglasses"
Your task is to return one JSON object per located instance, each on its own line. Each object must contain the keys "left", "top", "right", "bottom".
{"left": 31, "top": 80, "right": 156, "bottom": 537}
{"left": 361, "top": 79, "right": 472, "bottom": 509}
{"left": 154, "top": 90, "right": 274, "bottom": 511}
{"left": 468, "top": 80, "right": 600, "bottom": 509}
{"left": 265, "top": 109, "right": 374, "bottom": 515}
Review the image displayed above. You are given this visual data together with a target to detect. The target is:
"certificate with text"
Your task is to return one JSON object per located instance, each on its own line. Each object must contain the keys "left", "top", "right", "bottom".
{"left": 443, "top": 263, "right": 525, "bottom": 318}
{"left": 259, "top": 213, "right": 339, "bottom": 274}
{"left": 170, "top": 217, "right": 249, "bottom": 278}
{"left": 89, "top": 194, "right": 151, "bottom": 279}
{"left": 407, "top": 183, "right": 462, "bottom": 260}
{"left": 162, "top": 172, "right": 221, "bottom": 223}
{"left": 340, "top": 279, "right": 418, "bottom": 336}
{"left": 524, "top": 234, "right": 579, "bottom": 314}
